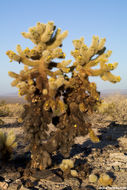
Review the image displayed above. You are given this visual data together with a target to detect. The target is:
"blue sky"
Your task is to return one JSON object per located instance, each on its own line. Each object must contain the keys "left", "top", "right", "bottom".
{"left": 0, "top": 0, "right": 127, "bottom": 95}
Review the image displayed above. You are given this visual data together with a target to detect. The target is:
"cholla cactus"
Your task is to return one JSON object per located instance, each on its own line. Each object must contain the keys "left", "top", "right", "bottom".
{"left": 6, "top": 21, "right": 121, "bottom": 170}
{"left": 0, "top": 130, "right": 17, "bottom": 160}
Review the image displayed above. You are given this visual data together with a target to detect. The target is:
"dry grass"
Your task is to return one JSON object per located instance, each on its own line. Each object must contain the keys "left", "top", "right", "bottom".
{"left": 96, "top": 94, "right": 127, "bottom": 124}
{"left": 0, "top": 101, "right": 24, "bottom": 118}
{"left": 4, "top": 103, "right": 24, "bottom": 117}
{"left": 0, "top": 101, "right": 10, "bottom": 117}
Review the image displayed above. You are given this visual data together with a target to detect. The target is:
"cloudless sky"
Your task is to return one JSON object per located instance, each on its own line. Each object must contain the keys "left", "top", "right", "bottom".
{"left": 0, "top": 0, "right": 127, "bottom": 95}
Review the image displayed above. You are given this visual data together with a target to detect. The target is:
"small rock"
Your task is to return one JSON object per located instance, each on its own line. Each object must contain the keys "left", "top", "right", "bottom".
{"left": 5, "top": 179, "right": 12, "bottom": 183}
{"left": 15, "top": 179, "right": 22, "bottom": 184}
{"left": 48, "top": 175, "right": 63, "bottom": 182}
{"left": 8, "top": 182, "right": 20, "bottom": 190}
{"left": 31, "top": 169, "right": 52, "bottom": 179}
{"left": 3, "top": 172, "right": 21, "bottom": 181}
{"left": 119, "top": 147, "right": 123, "bottom": 151}
{"left": 20, "top": 185, "right": 29, "bottom": 190}
{"left": 0, "top": 181, "right": 8, "bottom": 190}
{"left": 106, "top": 166, "right": 111, "bottom": 171}
{"left": 32, "top": 169, "right": 63, "bottom": 182}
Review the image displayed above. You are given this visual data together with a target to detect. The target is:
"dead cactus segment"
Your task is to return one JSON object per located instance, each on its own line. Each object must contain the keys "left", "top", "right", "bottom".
{"left": 59, "top": 159, "right": 74, "bottom": 171}
{"left": 7, "top": 21, "right": 121, "bottom": 170}
{"left": 98, "top": 173, "right": 113, "bottom": 186}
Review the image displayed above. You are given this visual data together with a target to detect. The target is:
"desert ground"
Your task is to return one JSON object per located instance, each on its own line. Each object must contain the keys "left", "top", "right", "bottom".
{"left": 0, "top": 93, "right": 127, "bottom": 190}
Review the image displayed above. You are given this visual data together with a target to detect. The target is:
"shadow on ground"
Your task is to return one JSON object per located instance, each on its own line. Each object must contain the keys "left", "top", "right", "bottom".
{"left": 70, "top": 121, "right": 127, "bottom": 157}
{"left": 0, "top": 121, "right": 22, "bottom": 128}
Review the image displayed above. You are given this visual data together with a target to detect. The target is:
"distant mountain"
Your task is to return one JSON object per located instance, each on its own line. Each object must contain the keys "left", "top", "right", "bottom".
{"left": 2, "top": 89, "right": 127, "bottom": 96}
{"left": 0, "top": 89, "right": 127, "bottom": 103}
{"left": 0, "top": 92, "right": 25, "bottom": 103}
{"left": 0, "top": 92, "right": 18, "bottom": 97}
{"left": 101, "top": 89, "right": 127, "bottom": 96}
{"left": 5, "top": 91, "right": 19, "bottom": 96}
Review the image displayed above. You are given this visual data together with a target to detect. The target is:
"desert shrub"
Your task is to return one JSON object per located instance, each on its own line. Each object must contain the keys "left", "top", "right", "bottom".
{"left": 0, "top": 105, "right": 10, "bottom": 117}
{"left": 0, "top": 102, "right": 24, "bottom": 118}
{"left": 6, "top": 21, "right": 121, "bottom": 170}
{"left": 0, "top": 100, "right": 6, "bottom": 106}
{"left": 6, "top": 103, "right": 24, "bottom": 117}
{"left": 97, "top": 94, "right": 127, "bottom": 123}
{"left": 0, "top": 118, "right": 4, "bottom": 125}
